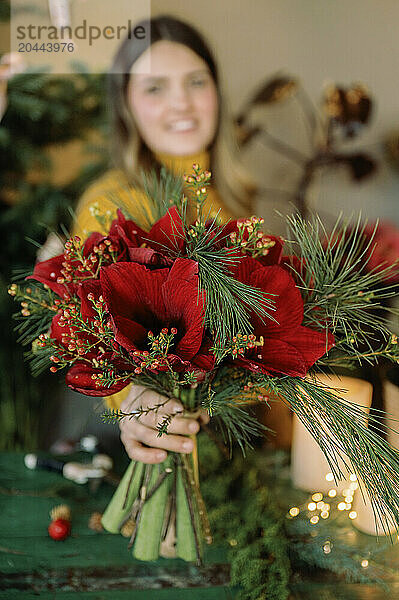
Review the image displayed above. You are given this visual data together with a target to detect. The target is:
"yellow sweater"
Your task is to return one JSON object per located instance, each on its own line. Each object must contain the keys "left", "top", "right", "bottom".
{"left": 72, "top": 150, "right": 232, "bottom": 409}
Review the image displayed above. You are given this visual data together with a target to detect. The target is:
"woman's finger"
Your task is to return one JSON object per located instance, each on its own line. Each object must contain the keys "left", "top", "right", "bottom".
{"left": 120, "top": 434, "right": 167, "bottom": 464}
{"left": 165, "top": 415, "right": 200, "bottom": 435}
{"left": 120, "top": 409, "right": 199, "bottom": 436}
{"left": 132, "top": 421, "right": 194, "bottom": 454}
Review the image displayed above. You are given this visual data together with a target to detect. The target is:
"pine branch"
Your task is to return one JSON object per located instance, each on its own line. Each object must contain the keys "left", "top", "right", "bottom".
{"left": 195, "top": 251, "right": 276, "bottom": 343}
{"left": 199, "top": 368, "right": 270, "bottom": 454}
{"left": 140, "top": 166, "right": 184, "bottom": 221}
{"left": 285, "top": 213, "right": 399, "bottom": 360}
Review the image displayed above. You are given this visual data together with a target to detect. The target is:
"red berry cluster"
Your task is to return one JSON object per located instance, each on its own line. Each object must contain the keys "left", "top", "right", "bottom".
{"left": 39, "top": 293, "right": 114, "bottom": 375}
{"left": 229, "top": 217, "right": 276, "bottom": 258}
{"left": 132, "top": 327, "right": 178, "bottom": 374}
{"left": 183, "top": 164, "right": 212, "bottom": 209}
{"left": 229, "top": 333, "right": 260, "bottom": 358}
{"left": 58, "top": 236, "right": 118, "bottom": 285}
{"left": 183, "top": 164, "right": 211, "bottom": 186}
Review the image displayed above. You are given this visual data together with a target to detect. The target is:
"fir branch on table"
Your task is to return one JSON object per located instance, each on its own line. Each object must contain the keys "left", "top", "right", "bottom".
{"left": 201, "top": 435, "right": 396, "bottom": 597}
{"left": 199, "top": 435, "right": 291, "bottom": 600}
{"left": 286, "top": 517, "right": 385, "bottom": 585}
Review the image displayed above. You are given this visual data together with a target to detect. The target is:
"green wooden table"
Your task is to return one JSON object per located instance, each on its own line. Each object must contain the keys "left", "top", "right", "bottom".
{"left": 1, "top": 452, "right": 398, "bottom": 599}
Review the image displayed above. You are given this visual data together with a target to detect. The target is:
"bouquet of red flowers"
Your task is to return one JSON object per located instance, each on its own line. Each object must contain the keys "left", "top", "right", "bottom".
{"left": 10, "top": 165, "right": 399, "bottom": 562}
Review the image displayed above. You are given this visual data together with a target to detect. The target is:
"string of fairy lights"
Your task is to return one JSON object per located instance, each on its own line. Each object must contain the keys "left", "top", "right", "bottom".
{"left": 287, "top": 471, "right": 399, "bottom": 571}
{"left": 288, "top": 472, "right": 359, "bottom": 524}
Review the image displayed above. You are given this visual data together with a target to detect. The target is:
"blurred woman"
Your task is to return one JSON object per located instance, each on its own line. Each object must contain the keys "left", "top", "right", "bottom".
{"left": 72, "top": 15, "right": 257, "bottom": 463}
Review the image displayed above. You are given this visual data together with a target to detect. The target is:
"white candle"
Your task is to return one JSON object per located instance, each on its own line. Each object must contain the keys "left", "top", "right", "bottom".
{"left": 291, "top": 375, "right": 372, "bottom": 493}
{"left": 351, "top": 478, "right": 397, "bottom": 536}
{"left": 384, "top": 378, "right": 399, "bottom": 450}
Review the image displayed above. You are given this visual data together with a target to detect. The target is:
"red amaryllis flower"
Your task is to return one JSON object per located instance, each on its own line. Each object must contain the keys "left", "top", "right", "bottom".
{"left": 108, "top": 208, "right": 184, "bottom": 267}
{"left": 100, "top": 258, "right": 214, "bottom": 373}
{"left": 230, "top": 258, "right": 334, "bottom": 377}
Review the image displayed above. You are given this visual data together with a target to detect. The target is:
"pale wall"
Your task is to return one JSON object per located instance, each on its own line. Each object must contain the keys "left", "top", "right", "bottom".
{"left": 151, "top": 0, "right": 399, "bottom": 232}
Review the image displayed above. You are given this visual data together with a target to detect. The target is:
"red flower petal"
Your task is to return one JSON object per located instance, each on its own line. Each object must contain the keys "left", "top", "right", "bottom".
{"left": 77, "top": 280, "right": 103, "bottom": 321}
{"left": 82, "top": 232, "right": 106, "bottom": 256}
{"left": 128, "top": 247, "right": 173, "bottom": 267}
{"left": 100, "top": 262, "right": 168, "bottom": 352}
{"left": 66, "top": 362, "right": 130, "bottom": 396}
{"left": 148, "top": 207, "right": 185, "bottom": 253}
{"left": 28, "top": 254, "right": 71, "bottom": 298}
{"left": 50, "top": 311, "right": 68, "bottom": 344}
{"left": 250, "top": 266, "right": 304, "bottom": 333}
{"left": 109, "top": 209, "right": 147, "bottom": 248}
{"left": 162, "top": 259, "right": 205, "bottom": 359}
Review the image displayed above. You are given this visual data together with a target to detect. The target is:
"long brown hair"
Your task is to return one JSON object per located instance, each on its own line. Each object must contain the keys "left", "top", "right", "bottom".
{"left": 108, "top": 15, "right": 256, "bottom": 215}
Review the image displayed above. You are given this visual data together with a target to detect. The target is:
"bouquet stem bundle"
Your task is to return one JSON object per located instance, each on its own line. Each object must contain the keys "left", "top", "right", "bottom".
{"left": 102, "top": 438, "right": 210, "bottom": 564}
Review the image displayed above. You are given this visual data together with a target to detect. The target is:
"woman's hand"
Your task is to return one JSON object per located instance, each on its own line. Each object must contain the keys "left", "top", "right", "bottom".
{"left": 119, "top": 385, "right": 209, "bottom": 464}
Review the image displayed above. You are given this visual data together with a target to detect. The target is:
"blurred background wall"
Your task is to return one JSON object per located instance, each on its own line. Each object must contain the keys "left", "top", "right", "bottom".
{"left": 2, "top": 0, "right": 399, "bottom": 227}
{"left": 150, "top": 0, "right": 399, "bottom": 229}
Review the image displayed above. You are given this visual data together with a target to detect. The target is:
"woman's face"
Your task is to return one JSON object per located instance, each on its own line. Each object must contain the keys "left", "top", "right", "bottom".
{"left": 128, "top": 40, "right": 219, "bottom": 157}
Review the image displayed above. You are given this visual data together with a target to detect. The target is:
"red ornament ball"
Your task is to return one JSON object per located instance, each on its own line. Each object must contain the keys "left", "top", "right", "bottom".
{"left": 48, "top": 518, "right": 71, "bottom": 541}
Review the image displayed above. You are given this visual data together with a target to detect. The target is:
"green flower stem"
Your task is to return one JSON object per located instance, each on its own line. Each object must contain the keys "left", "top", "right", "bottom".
{"left": 132, "top": 457, "right": 173, "bottom": 561}
{"left": 101, "top": 459, "right": 144, "bottom": 533}
{"left": 179, "top": 386, "right": 198, "bottom": 411}
{"left": 176, "top": 457, "right": 201, "bottom": 563}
